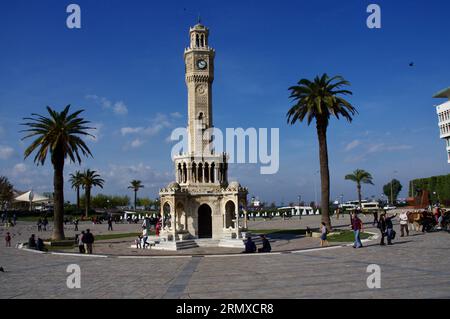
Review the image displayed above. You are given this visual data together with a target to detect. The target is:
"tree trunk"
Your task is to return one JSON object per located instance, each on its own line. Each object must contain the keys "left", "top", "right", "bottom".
{"left": 357, "top": 183, "right": 362, "bottom": 209}
{"left": 316, "top": 121, "right": 331, "bottom": 230}
{"left": 52, "top": 153, "right": 65, "bottom": 240}
{"left": 134, "top": 190, "right": 137, "bottom": 211}
{"left": 85, "top": 187, "right": 91, "bottom": 218}
{"left": 76, "top": 187, "right": 80, "bottom": 212}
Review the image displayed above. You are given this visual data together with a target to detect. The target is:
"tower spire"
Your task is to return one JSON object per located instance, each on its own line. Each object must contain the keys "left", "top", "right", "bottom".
{"left": 197, "top": 13, "right": 201, "bottom": 24}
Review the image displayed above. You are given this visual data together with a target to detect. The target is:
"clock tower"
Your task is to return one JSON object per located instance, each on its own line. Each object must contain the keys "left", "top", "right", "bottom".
{"left": 184, "top": 23, "right": 215, "bottom": 155}
{"left": 158, "top": 22, "right": 248, "bottom": 247}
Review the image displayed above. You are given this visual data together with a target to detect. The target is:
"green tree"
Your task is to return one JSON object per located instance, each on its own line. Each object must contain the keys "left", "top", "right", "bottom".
{"left": 21, "top": 105, "right": 93, "bottom": 240}
{"left": 0, "top": 176, "right": 14, "bottom": 209}
{"left": 128, "top": 180, "right": 144, "bottom": 211}
{"left": 345, "top": 169, "right": 374, "bottom": 209}
{"left": 136, "top": 197, "right": 152, "bottom": 208}
{"left": 69, "top": 170, "right": 83, "bottom": 212}
{"left": 288, "top": 74, "right": 357, "bottom": 229}
{"left": 80, "top": 169, "right": 104, "bottom": 217}
{"left": 383, "top": 179, "right": 402, "bottom": 204}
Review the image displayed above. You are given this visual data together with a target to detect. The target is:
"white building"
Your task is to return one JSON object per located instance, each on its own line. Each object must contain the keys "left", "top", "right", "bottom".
{"left": 434, "top": 87, "right": 450, "bottom": 163}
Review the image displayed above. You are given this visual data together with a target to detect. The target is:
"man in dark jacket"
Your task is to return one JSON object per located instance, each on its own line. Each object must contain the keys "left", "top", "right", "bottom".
{"left": 385, "top": 213, "right": 397, "bottom": 245}
{"left": 83, "top": 229, "right": 95, "bottom": 254}
{"left": 243, "top": 237, "right": 256, "bottom": 253}
{"left": 28, "top": 234, "right": 36, "bottom": 249}
{"left": 258, "top": 235, "right": 272, "bottom": 253}
{"left": 378, "top": 214, "right": 387, "bottom": 245}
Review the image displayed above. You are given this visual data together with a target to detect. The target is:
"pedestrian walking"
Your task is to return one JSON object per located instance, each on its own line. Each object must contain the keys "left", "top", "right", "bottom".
{"left": 5, "top": 232, "right": 11, "bottom": 247}
{"left": 42, "top": 217, "right": 48, "bottom": 231}
{"left": 37, "top": 219, "right": 42, "bottom": 232}
{"left": 77, "top": 231, "right": 85, "bottom": 254}
{"left": 83, "top": 229, "right": 94, "bottom": 254}
{"left": 372, "top": 210, "right": 379, "bottom": 227}
{"left": 351, "top": 211, "right": 364, "bottom": 249}
{"left": 377, "top": 213, "right": 387, "bottom": 245}
{"left": 73, "top": 218, "right": 79, "bottom": 231}
{"left": 107, "top": 217, "right": 113, "bottom": 231}
{"left": 399, "top": 211, "right": 409, "bottom": 237}
{"left": 136, "top": 235, "right": 142, "bottom": 249}
{"left": 320, "top": 222, "right": 328, "bottom": 247}
{"left": 12, "top": 214, "right": 17, "bottom": 226}
{"left": 385, "top": 213, "right": 397, "bottom": 245}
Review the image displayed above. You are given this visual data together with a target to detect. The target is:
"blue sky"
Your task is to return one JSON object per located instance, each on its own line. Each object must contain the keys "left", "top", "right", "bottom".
{"left": 0, "top": 0, "right": 449, "bottom": 205}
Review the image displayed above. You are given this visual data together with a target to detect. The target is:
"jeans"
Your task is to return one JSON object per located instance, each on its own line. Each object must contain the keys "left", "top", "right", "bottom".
{"left": 354, "top": 229, "right": 363, "bottom": 248}
{"left": 400, "top": 224, "right": 409, "bottom": 236}
{"left": 386, "top": 228, "right": 393, "bottom": 244}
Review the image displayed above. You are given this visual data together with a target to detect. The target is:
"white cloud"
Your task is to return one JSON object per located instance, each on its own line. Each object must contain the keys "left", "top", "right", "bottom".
{"left": 345, "top": 140, "right": 361, "bottom": 152}
{"left": 170, "top": 112, "right": 182, "bottom": 118}
{"left": 345, "top": 143, "right": 413, "bottom": 163}
{"left": 113, "top": 101, "right": 128, "bottom": 115}
{"left": 102, "top": 163, "right": 172, "bottom": 189}
{"left": 13, "top": 163, "right": 27, "bottom": 174}
{"left": 0, "top": 145, "right": 14, "bottom": 160}
{"left": 121, "top": 127, "right": 144, "bottom": 135}
{"left": 86, "top": 95, "right": 128, "bottom": 115}
{"left": 86, "top": 123, "right": 104, "bottom": 143}
{"left": 130, "top": 138, "right": 144, "bottom": 148}
{"left": 120, "top": 113, "right": 179, "bottom": 137}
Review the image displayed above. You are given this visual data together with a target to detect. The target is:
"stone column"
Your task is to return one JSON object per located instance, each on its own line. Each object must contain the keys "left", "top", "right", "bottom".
{"left": 187, "top": 163, "right": 192, "bottom": 183}
{"left": 243, "top": 209, "right": 248, "bottom": 230}
{"left": 172, "top": 205, "right": 177, "bottom": 241}
{"left": 235, "top": 200, "right": 240, "bottom": 238}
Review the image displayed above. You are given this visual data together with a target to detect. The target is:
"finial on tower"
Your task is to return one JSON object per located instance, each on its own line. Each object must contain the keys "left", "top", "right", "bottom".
{"left": 197, "top": 13, "right": 201, "bottom": 24}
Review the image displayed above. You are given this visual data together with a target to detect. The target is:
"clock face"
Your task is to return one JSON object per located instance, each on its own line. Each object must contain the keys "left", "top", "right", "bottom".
{"left": 197, "top": 59, "right": 207, "bottom": 70}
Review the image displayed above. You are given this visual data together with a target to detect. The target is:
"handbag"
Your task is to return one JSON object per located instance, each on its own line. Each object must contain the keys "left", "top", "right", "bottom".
{"left": 391, "top": 230, "right": 396, "bottom": 240}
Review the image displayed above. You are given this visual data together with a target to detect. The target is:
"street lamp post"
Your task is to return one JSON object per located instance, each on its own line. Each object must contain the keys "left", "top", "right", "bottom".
{"left": 298, "top": 195, "right": 301, "bottom": 220}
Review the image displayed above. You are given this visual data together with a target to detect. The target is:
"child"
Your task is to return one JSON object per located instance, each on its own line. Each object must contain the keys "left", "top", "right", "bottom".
{"left": 136, "top": 235, "right": 142, "bottom": 249}
{"left": 320, "top": 222, "right": 328, "bottom": 247}
{"left": 5, "top": 232, "right": 11, "bottom": 247}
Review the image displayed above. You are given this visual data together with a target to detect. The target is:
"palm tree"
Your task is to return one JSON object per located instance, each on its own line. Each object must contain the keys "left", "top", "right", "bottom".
{"left": 128, "top": 180, "right": 144, "bottom": 211}
{"left": 21, "top": 105, "right": 93, "bottom": 240}
{"left": 69, "top": 171, "right": 83, "bottom": 213}
{"left": 345, "top": 169, "right": 374, "bottom": 209}
{"left": 80, "top": 169, "right": 104, "bottom": 217}
{"left": 287, "top": 74, "right": 357, "bottom": 230}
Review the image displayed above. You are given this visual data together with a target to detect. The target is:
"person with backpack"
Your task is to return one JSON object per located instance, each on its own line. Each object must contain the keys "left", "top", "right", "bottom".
{"left": 351, "top": 211, "right": 364, "bottom": 249}
{"left": 385, "top": 213, "right": 397, "bottom": 245}
{"left": 377, "top": 213, "right": 387, "bottom": 245}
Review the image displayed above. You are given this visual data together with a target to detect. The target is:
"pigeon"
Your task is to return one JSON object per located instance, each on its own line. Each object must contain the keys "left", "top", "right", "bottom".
{"left": 0, "top": 267, "right": 5, "bottom": 272}
{"left": 409, "top": 62, "right": 414, "bottom": 67}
